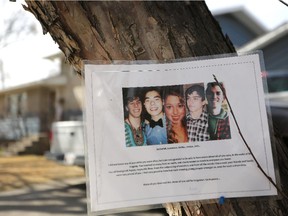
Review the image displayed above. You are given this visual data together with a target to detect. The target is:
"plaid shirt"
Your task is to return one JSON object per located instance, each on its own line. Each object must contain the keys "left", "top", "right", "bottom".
{"left": 186, "top": 111, "right": 210, "bottom": 142}
{"left": 213, "top": 116, "right": 231, "bottom": 140}
{"left": 208, "top": 110, "right": 231, "bottom": 140}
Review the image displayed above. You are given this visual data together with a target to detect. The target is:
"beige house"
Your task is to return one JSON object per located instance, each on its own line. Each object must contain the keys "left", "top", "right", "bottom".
{"left": 0, "top": 52, "right": 83, "bottom": 145}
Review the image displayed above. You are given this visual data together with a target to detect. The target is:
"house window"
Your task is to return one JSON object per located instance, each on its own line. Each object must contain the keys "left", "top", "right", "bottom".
{"left": 6, "top": 92, "right": 27, "bottom": 117}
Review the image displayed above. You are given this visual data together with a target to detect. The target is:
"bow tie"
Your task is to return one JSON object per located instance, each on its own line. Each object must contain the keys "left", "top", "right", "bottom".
{"left": 150, "top": 118, "right": 163, "bottom": 128}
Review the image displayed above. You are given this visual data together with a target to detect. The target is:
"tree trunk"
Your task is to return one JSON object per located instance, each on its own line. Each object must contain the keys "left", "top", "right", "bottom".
{"left": 24, "top": 1, "right": 288, "bottom": 215}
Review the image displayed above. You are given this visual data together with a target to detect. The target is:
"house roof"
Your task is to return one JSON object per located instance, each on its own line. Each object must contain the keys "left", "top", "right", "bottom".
{"left": 0, "top": 74, "right": 67, "bottom": 95}
{"left": 238, "top": 22, "right": 288, "bottom": 52}
{"left": 213, "top": 7, "right": 267, "bottom": 36}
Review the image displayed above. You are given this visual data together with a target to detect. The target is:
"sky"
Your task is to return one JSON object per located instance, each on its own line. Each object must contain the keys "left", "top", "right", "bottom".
{"left": 0, "top": 0, "right": 60, "bottom": 89}
{"left": 0, "top": 0, "right": 288, "bottom": 89}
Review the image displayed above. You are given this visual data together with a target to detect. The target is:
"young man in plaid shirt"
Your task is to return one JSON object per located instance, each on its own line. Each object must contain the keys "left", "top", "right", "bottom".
{"left": 206, "top": 82, "right": 231, "bottom": 140}
{"left": 185, "top": 84, "right": 210, "bottom": 142}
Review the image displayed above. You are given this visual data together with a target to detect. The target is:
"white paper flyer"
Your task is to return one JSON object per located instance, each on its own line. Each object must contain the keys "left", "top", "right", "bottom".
{"left": 84, "top": 54, "right": 277, "bottom": 213}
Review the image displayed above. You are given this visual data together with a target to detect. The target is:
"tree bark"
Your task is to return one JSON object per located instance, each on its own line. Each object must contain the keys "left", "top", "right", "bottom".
{"left": 23, "top": 1, "right": 288, "bottom": 215}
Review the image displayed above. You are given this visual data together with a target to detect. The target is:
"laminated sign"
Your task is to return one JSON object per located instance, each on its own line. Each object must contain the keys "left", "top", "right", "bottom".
{"left": 84, "top": 53, "right": 277, "bottom": 214}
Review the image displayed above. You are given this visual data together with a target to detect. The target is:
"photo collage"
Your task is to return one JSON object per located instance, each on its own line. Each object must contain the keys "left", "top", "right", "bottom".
{"left": 123, "top": 82, "right": 231, "bottom": 147}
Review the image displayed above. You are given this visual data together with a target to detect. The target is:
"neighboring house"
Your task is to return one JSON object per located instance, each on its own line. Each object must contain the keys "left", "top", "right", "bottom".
{"left": 238, "top": 22, "right": 288, "bottom": 71}
{"left": 215, "top": 8, "right": 288, "bottom": 93}
{"left": 213, "top": 7, "right": 267, "bottom": 48}
{"left": 214, "top": 8, "right": 288, "bottom": 73}
{"left": 238, "top": 22, "right": 288, "bottom": 94}
{"left": 0, "top": 52, "right": 83, "bottom": 144}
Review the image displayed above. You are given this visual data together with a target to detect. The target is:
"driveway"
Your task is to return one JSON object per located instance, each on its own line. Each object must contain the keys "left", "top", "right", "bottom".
{"left": 0, "top": 178, "right": 167, "bottom": 216}
{"left": 0, "top": 178, "right": 87, "bottom": 216}
{"left": 0, "top": 156, "right": 168, "bottom": 216}
{"left": 0, "top": 155, "right": 86, "bottom": 215}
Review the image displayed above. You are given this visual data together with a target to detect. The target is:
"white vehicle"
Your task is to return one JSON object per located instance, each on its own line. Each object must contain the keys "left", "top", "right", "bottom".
{"left": 45, "top": 121, "right": 85, "bottom": 167}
